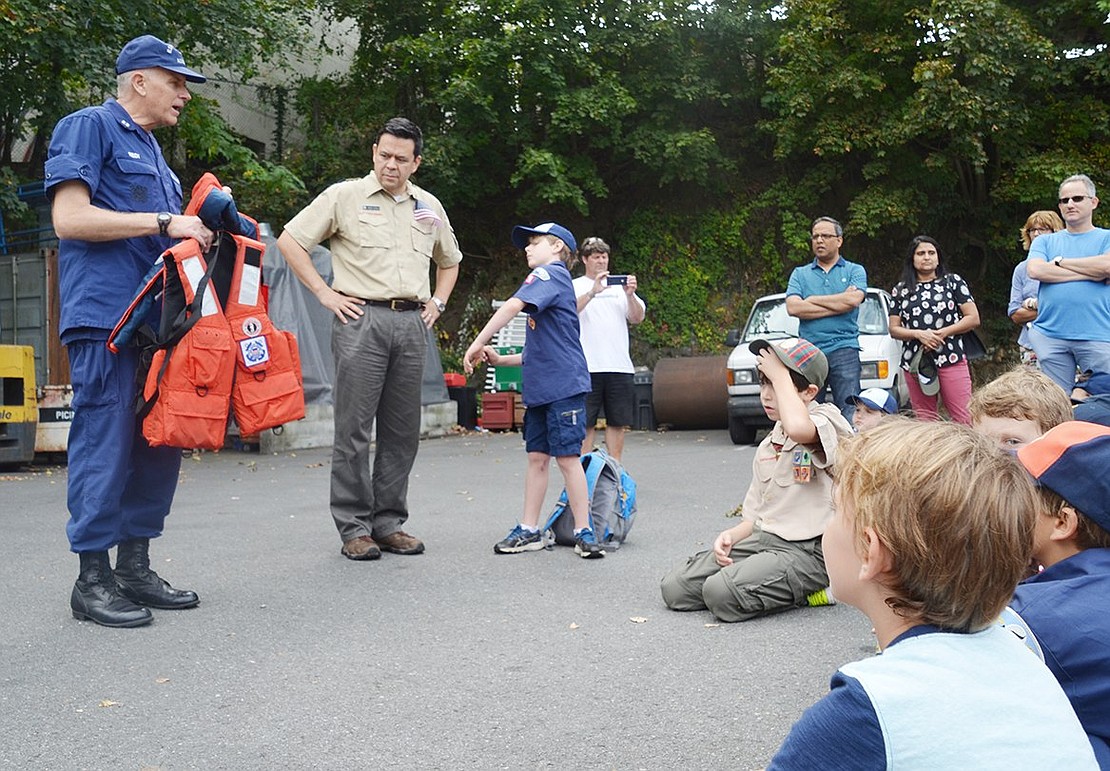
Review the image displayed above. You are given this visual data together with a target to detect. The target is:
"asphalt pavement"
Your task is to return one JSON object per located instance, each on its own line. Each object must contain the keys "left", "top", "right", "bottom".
{"left": 1, "top": 428, "right": 874, "bottom": 770}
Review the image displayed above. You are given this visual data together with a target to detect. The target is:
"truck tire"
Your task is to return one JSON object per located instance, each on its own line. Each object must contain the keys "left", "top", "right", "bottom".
{"left": 728, "top": 416, "right": 757, "bottom": 445}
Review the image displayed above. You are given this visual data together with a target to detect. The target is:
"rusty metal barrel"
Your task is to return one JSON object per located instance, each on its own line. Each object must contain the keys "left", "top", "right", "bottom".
{"left": 652, "top": 356, "right": 728, "bottom": 429}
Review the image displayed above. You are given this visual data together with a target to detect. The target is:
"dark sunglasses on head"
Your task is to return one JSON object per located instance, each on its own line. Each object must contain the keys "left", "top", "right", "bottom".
{"left": 1059, "top": 195, "right": 1090, "bottom": 205}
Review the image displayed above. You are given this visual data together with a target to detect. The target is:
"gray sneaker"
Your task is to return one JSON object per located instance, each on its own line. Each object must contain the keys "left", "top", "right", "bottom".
{"left": 494, "top": 525, "right": 546, "bottom": 554}
{"left": 573, "top": 528, "right": 606, "bottom": 559}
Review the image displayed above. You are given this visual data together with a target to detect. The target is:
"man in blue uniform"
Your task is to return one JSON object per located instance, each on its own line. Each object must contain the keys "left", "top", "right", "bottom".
{"left": 786, "top": 217, "right": 867, "bottom": 421}
{"left": 46, "top": 35, "right": 214, "bottom": 628}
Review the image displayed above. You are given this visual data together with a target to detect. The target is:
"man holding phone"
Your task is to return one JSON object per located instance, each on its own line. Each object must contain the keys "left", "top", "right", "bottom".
{"left": 574, "top": 236, "right": 647, "bottom": 461}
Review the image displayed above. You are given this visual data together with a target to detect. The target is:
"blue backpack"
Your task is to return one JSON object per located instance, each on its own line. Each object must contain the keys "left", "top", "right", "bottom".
{"left": 543, "top": 450, "right": 638, "bottom": 549}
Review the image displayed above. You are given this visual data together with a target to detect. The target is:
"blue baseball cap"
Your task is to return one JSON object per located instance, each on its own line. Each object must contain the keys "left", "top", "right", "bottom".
{"left": 511, "top": 222, "right": 577, "bottom": 253}
{"left": 849, "top": 388, "right": 898, "bottom": 415}
{"left": 116, "top": 35, "right": 207, "bottom": 83}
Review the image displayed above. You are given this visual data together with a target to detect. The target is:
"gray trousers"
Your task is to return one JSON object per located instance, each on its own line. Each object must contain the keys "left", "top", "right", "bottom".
{"left": 660, "top": 527, "right": 828, "bottom": 623}
{"left": 329, "top": 307, "right": 428, "bottom": 542}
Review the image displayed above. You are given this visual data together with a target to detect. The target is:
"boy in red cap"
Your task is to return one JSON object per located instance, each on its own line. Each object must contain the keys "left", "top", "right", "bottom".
{"left": 660, "top": 337, "right": 853, "bottom": 622}
{"left": 1012, "top": 421, "right": 1110, "bottom": 765}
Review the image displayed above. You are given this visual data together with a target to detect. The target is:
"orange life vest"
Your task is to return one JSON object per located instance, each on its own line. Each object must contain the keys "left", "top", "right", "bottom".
{"left": 109, "top": 175, "right": 305, "bottom": 450}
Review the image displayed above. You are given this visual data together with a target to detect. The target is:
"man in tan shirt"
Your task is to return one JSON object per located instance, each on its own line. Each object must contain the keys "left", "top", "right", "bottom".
{"left": 278, "top": 117, "right": 462, "bottom": 561}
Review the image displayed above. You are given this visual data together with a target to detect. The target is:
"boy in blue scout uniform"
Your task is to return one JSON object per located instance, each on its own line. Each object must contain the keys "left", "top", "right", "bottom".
{"left": 1012, "top": 422, "right": 1110, "bottom": 766}
{"left": 464, "top": 222, "right": 605, "bottom": 559}
{"left": 45, "top": 35, "right": 215, "bottom": 627}
{"left": 660, "top": 337, "right": 853, "bottom": 622}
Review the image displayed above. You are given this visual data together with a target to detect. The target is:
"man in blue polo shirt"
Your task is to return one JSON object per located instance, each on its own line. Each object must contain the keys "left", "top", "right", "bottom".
{"left": 45, "top": 35, "right": 214, "bottom": 628}
{"left": 786, "top": 217, "right": 867, "bottom": 421}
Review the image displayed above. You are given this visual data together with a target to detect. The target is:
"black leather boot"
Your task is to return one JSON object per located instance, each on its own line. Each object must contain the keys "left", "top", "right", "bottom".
{"left": 71, "top": 551, "right": 153, "bottom": 628}
{"left": 114, "top": 538, "right": 200, "bottom": 610}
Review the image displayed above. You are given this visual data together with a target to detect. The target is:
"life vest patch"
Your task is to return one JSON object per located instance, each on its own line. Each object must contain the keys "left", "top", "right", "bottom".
{"left": 240, "top": 335, "right": 270, "bottom": 368}
{"left": 241, "top": 316, "right": 263, "bottom": 337}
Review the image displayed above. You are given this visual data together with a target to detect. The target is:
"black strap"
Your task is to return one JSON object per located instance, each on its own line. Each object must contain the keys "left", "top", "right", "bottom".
{"left": 134, "top": 238, "right": 224, "bottom": 419}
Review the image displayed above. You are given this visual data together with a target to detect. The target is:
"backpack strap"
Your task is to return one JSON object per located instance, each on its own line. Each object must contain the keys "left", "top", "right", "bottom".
{"left": 581, "top": 451, "right": 609, "bottom": 497}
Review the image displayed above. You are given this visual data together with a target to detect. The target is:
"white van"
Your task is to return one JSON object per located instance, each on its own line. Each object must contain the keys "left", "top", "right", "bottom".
{"left": 723, "top": 288, "right": 904, "bottom": 444}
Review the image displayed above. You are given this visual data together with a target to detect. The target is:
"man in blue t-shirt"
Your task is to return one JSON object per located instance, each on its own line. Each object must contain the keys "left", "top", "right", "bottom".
{"left": 786, "top": 217, "right": 867, "bottom": 421}
{"left": 1026, "top": 174, "right": 1110, "bottom": 391}
{"left": 45, "top": 35, "right": 214, "bottom": 628}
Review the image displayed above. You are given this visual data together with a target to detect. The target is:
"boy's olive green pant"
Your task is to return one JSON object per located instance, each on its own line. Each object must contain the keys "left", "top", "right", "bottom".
{"left": 660, "top": 527, "right": 828, "bottom": 623}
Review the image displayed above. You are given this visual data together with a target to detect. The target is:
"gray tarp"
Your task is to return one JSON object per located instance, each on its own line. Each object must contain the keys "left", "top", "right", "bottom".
{"left": 259, "top": 232, "right": 450, "bottom": 407}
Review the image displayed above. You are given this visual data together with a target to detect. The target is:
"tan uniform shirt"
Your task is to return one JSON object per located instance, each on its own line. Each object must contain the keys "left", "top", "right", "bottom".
{"left": 740, "top": 402, "right": 853, "bottom": 541}
{"left": 282, "top": 173, "right": 462, "bottom": 300}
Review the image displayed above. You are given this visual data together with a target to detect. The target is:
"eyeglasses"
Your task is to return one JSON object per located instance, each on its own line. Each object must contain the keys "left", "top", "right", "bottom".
{"left": 1026, "top": 227, "right": 1051, "bottom": 235}
{"left": 810, "top": 233, "right": 840, "bottom": 241}
{"left": 1059, "top": 195, "right": 1089, "bottom": 205}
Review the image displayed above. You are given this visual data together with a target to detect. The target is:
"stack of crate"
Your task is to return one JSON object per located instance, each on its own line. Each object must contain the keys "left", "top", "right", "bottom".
{"left": 481, "top": 301, "right": 528, "bottom": 430}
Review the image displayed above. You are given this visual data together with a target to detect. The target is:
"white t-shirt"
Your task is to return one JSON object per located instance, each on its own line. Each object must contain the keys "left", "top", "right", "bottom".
{"left": 573, "top": 275, "right": 646, "bottom": 374}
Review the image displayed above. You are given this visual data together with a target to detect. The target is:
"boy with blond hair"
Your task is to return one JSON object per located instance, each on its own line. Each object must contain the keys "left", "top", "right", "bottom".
{"left": 1012, "top": 422, "right": 1110, "bottom": 765}
{"left": 969, "top": 365, "right": 1073, "bottom": 451}
{"left": 770, "top": 419, "right": 1097, "bottom": 768}
{"left": 660, "top": 337, "right": 853, "bottom": 622}
{"left": 464, "top": 223, "right": 604, "bottom": 558}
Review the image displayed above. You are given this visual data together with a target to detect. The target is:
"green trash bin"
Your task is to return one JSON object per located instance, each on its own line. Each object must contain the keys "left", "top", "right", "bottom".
{"left": 493, "top": 346, "right": 523, "bottom": 392}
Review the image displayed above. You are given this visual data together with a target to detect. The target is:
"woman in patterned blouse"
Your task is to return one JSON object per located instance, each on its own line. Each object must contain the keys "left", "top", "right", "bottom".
{"left": 888, "top": 236, "right": 981, "bottom": 424}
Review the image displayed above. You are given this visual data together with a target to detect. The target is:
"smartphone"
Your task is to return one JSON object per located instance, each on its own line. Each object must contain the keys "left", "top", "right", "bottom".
{"left": 606, "top": 274, "right": 629, "bottom": 286}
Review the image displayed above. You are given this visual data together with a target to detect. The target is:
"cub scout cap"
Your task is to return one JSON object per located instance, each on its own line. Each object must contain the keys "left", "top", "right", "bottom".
{"left": 117, "top": 35, "right": 207, "bottom": 83}
{"left": 749, "top": 337, "right": 828, "bottom": 389}
{"left": 511, "top": 222, "right": 577, "bottom": 254}
{"left": 1017, "top": 421, "right": 1110, "bottom": 532}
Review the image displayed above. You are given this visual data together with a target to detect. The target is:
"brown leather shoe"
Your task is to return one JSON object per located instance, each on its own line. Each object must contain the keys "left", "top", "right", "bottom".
{"left": 340, "top": 535, "right": 381, "bottom": 561}
{"left": 377, "top": 531, "right": 425, "bottom": 555}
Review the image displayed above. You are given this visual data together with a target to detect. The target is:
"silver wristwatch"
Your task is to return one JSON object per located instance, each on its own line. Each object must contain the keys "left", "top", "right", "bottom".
{"left": 431, "top": 297, "right": 446, "bottom": 313}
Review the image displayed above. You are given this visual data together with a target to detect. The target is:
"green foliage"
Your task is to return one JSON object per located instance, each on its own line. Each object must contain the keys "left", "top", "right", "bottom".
{"left": 0, "top": 2, "right": 317, "bottom": 229}
{"left": 0, "top": 0, "right": 318, "bottom": 170}
{"left": 173, "top": 98, "right": 308, "bottom": 225}
{"left": 8, "top": 0, "right": 1110, "bottom": 370}
{"left": 0, "top": 168, "right": 29, "bottom": 225}
{"left": 284, "top": 1, "right": 1110, "bottom": 365}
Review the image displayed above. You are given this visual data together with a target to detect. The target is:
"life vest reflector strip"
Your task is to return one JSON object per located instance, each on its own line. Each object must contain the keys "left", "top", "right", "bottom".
{"left": 180, "top": 255, "right": 218, "bottom": 317}
{"left": 238, "top": 263, "right": 261, "bottom": 307}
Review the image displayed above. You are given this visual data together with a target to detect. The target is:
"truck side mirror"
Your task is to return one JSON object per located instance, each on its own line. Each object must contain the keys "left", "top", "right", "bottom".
{"left": 724, "top": 329, "right": 740, "bottom": 347}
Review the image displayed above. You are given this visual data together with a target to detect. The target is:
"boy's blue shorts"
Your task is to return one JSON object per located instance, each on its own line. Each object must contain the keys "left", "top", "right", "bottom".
{"left": 523, "top": 393, "right": 587, "bottom": 457}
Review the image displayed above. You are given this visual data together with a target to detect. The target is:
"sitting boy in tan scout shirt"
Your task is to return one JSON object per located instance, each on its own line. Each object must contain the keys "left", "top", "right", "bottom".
{"left": 660, "top": 337, "right": 853, "bottom": 622}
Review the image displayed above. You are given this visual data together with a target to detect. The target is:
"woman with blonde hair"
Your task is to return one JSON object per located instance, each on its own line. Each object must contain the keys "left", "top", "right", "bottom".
{"left": 1010, "top": 211, "right": 1065, "bottom": 364}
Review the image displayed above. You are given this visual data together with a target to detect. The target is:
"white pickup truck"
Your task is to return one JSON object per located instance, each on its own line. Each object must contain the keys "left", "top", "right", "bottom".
{"left": 724, "top": 288, "right": 905, "bottom": 444}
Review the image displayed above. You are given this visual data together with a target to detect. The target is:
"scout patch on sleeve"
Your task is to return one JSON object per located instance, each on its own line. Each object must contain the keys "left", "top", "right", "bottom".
{"left": 240, "top": 335, "right": 271, "bottom": 368}
{"left": 792, "top": 448, "right": 812, "bottom": 483}
{"left": 524, "top": 267, "right": 551, "bottom": 285}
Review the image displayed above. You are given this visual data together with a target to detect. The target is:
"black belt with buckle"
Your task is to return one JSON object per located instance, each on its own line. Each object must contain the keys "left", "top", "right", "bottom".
{"left": 366, "top": 299, "right": 423, "bottom": 312}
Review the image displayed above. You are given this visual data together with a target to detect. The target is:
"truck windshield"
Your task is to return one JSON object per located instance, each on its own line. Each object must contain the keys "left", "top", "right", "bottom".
{"left": 742, "top": 292, "right": 889, "bottom": 342}
{"left": 742, "top": 299, "right": 798, "bottom": 342}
